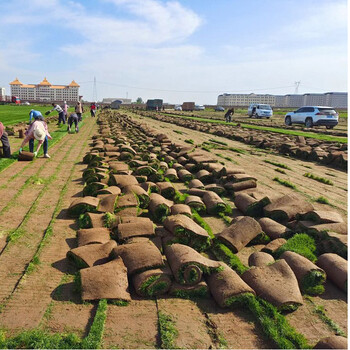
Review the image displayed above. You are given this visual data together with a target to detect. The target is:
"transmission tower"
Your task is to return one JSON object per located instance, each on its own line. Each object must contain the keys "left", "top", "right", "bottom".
{"left": 92, "top": 76, "right": 97, "bottom": 102}
{"left": 294, "top": 81, "right": 301, "bottom": 94}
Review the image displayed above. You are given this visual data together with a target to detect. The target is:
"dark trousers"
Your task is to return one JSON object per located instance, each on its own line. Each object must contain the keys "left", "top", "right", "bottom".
{"left": 30, "top": 136, "right": 48, "bottom": 154}
{"left": 58, "top": 111, "right": 66, "bottom": 124}
{"left": 0, "top": 131, "right": 11, "bottom": 158}
{"left": 68, "top": 115, "right": 79, "bottom": 133}
{"left": 77, "top": 113, "right": 82, "bottom": 122}
{"left": 90, "top": 110, "right": 96, "bottom": 117}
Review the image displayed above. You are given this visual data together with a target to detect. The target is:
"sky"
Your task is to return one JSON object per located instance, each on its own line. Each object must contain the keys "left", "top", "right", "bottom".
{"left": 0, "top": 0, "right": 347, "bottom": 104}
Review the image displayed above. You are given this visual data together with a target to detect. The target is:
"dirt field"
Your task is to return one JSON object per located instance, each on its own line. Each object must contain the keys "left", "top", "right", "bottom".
{"left": 0, "top": 111, "right": 347, "bottom": 349}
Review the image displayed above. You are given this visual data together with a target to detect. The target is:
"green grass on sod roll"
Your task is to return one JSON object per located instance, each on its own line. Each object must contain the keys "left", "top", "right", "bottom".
{"left": 300, "top": 270, "right": 326, "bottom": 295}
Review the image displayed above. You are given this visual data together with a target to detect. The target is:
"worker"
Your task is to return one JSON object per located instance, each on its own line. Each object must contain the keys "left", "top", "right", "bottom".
{"left": 67, "top": 113, "right": 79, "bottom": 133}
{"left": 63, "top": 101, "right": 69, "bottom": 119}
{"left": 0, "top": 122, "right": 11, "bottom": 158}
{"left": 19, "top": 119, "right": 52, "bottom": 158}
{"left": 48, "top": 103, "right": 65, "bottom": 125}
{"left": 225, "top": 108, "right": 234, "bottom": 122}
{"left": 75, "top": 101, "right": 84, "bottom": 122}
{"left": 90, "top": 102, "right": 96, "bottom": 117}
{"left": 29, "top": 109, "right": 44, "bottom": 123}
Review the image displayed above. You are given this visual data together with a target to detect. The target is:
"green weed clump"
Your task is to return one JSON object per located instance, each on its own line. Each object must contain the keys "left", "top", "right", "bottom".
{"left": 184, "top": 139, "right": 194, "bottom": 144}
{"left": 264, "top": 160, "right": 291, "bottom": 169}
{"left": 209, "top": 138, "right": 228, "bottom": 146}
{"left": 273, "top": 177, "right": 297, "bottom": 189}
{"left": 301, "top": 270, "right": 326, "bottom": 295}
{"left": 274, "top": 234, "right": 317, "bottom": 262}
{"left": 158, "top": 312, "right": 179, "bottom": 349}
{"left": 228, "top": 147, "right": 247, "bottom": 154}
{"left": 275, "top": 168, "right": 287, "bottom": 174}
{"left": 173, "top": 130, "right": 183, "bottom": 135}
{"left": 315, "top": 196, "right": 330, "bottom": 205}
{"left": 304, "top": 173, "right": 334, "bottom": 185}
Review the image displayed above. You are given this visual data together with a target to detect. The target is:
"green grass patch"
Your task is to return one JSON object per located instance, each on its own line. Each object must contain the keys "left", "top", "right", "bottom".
{"left": 264, "top": 159, "right": 291, "bottom": 169}
{"left": 303, "top": 173, "right": 334, "bottom": 185}
{"left": 81, "top": 299, "right": 108, "bottom": 349}
{"left": 273, "top": 177, "right": 297, "bottom": 189}
{"left": 301, "top": 270, "right": 326, "bottom": 295}
{"left": 184, "top": 139, "right": 194, "bottom": 144}
{"left": 315, "top": 196, "right": 331, "bottom": 205}
{"left": 274, "top": 168, "right": 287, "bottom": 174}
{"left": 312, "top": 305, "right": 346, "bottom": 336}
{"left": 158, "top": 311, "right": 179, "bottom": 349}
{"left": 208, "top": 138, "right": 228, "bottom": 146}
{"left": 173, "top": 130, "right": 183, "bottom": 135}
{"left": 228, "top": 147, "right": 247, "bottom": 154}
{"left": 191, "top": 210, "right": 214, "bottom": 239}
{"left": 275, "top": 233, "right": 317, "bottom": 262}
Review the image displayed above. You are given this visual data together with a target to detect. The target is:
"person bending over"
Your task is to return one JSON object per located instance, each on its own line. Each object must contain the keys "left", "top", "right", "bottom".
{"left": 0, "top": 122, "right": 11, "bottom": 158}
{"left": 68, "top": 113, "right": 79, "bottom": 133}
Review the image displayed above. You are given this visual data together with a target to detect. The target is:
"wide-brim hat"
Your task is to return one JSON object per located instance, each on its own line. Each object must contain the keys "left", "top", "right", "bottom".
{"left": 34, "top": 126, "right": 46, "bottom": 141}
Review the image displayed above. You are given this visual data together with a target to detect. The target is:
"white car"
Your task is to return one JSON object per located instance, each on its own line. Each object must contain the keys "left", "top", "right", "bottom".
{"left": 195, "top": 105, "right": 205, "bottom": 111}
{"left": 248, "top": 104, "right": 273, "bottom": 118}
{"left": 284, "top": 106, "right": 338, "bottom": 129}
{"left": 174, "top": 105, "right": 182, "bottom": 111}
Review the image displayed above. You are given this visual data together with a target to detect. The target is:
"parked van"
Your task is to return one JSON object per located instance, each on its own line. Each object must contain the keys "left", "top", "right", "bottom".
{"left": 248, "top": 104, "right": 273, "bottom": 118}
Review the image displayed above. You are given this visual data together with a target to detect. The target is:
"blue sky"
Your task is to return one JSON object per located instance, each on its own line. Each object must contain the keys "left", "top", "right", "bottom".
{"left": 0, "top": 0, "right": 347, "bottom": 104}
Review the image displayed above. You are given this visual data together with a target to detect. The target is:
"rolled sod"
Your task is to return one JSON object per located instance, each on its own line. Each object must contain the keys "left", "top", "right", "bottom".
{"left": 115, "top": 193, "right": 138, "bottom": 209}
{"left": 317, "top": 253, "right": 347, "bottom": 292}
{"left": 135, "top": 165, "right": 157, "bottom": 176}
{"left": 129, "top": 159, "right": 148, "bottom": 168}
{"left": 18, "top": 151, "right": 35, "bottom": 161}
{"left": 68, "top": 197, "right": 100, "bottom": 218}
{"left": 202, "top": 191, "right": 228, "bottom": 215}
{"left": 83, "top": 182, "right": 108, "bottom": 197}
{"left": 96, "top": 186, "right": 122, "bottom": 196}
{"left": 307, "top": 222, "right": 348, "bottom": 235}
{"left": 207, "top": 262, "right": 255, "bottom": 308}
{"left": 109, "top": 162, "right": 129, "bottom": 174}
{"left": 149, "top": 193, "right": 173, "bottom": 222}
{"left": 224, "top": 179, "right": 257, "bottom": 192}
{"left": 217, "top": 216, "right": 263, "bottom": 253}
{"left": 196, "top": 169, "right": 213, "bottom": 183}
{"left": 80, "top": 257, "right": 131, "bottom": 302}
{"left": 97, "top": 194, "right": 118, "bottom": 213}
{"left": 298, "top": 210, "right": 344, "bottom": 224}
{"left": 248, "top": 252, "right": 275, "bottom": 267}
{"left": 229, "top": 173, "right": 257, "bottom": 183}
{"left": 164, "top": 168, "right": 178, "bottom": 181}
{"left": 281, "top": 251, "right": 326, "bottom": 295}
{"left": 169, "top": 280, "right": 209, "bottom": 299}
{"left": 165, "top": 243, "right": 221, "bottom": 285}
{"left": 108, "top": 174, "right": 138, "bottom": 188}
{"left": 203, "top": 184, "right": 226, "bottom": 196}
{"left": 156, "top": 181, "right": 176, "bottom": 199}
{"left": 170, "top": 204, "right": 192, "bottom": 217}
{"left": 185, "top": 195, "right": 206, "bottom": 212}
{"left": 242, "top": 260, "right": 303, "bottom": 311}
{"left": 117, "top": 220, "right": 155, "bottom": 241}
{"left": 177, "top": 168, "right": 194, "bottom": 182}
{"left": 67, "top": 241, "right": 117, "bottom": 269}
{"left": 112, "top": 240, "right": 164, "bottom": 275}
{"left": 120, "top": 144, "right": 137, "bottom": 155}
{"left": 79, "top": 212, "right": 106, "bottom": 229}
{"left": 258, "top": 217, "right": 291, "bottom": 239}
{"left": 77, "top": 228, "right": 111, "bottom": 246}
{"left": 133, "top": 268, "right": 172, "bottom": 297}
{"left": 262, "top": 238, "right": 287, "bottom": 255}
{"left": 234, "top": 193, "right": 270, "bottom": 217}
{"left": 188, "top": 179, "right": 205, "bottom": 189}
{"left": 314, "top": 335, "right": 347, "bottom": 349}
{"left": 164, "top": 214, "right": 211, "bottom": 252}
{"left": 264, "top": 193, "right": 314, "bottom": 223}
{"left": 122, "top": 185, "right": 150, "bottom": 209}
{"left": 140, "top": 181, "right": 161, "bottom": 194}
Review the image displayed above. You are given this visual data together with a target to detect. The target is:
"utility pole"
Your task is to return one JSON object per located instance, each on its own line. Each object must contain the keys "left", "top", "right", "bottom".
{"left": 294, "top": 81, "right": 301, "bottom": 94}
{"left": 92, "top": 76, "right": 97, "bottom": 102}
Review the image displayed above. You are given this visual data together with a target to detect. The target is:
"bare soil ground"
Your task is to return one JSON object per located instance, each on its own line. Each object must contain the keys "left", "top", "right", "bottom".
{"left": 0, "top": 112, "right": 347, "bottom": 349}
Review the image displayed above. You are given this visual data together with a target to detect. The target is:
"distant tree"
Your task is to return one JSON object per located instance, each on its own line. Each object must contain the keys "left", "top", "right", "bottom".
{"left": 136, "top": 97, "right": 143, "bottom": 104}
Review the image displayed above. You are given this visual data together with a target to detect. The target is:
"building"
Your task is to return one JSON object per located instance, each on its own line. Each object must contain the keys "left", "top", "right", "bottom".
{"left": 101, "top": 98, "right": 132, "bottom": 105}
{"left": 9, "top": 77, "right": 80, "bottom": 102}
{"left": 217, "top": 92, "right": 347, "bottom": 108}
{"left": 0, "top": 87, "right": 5, "bottom": 101}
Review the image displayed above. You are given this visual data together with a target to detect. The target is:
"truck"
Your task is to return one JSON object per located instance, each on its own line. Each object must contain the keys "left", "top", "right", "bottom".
{"left": 11, "top": 96, "right": 20, "bottom": 105}
{"left": 182, "top": 102, "right": 195, "bottom": 111}
{"left": 146, "top": 99, "right": 163, "bottom": 111}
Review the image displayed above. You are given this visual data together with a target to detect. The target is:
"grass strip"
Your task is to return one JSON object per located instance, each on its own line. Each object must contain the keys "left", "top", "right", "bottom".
{"left": 204, "top": 314, "right": 228, "bottom": 349}
{"left": 208, "top": 138, "right": 228, "bottom": 146}
{"left": 315, "top": 196, "right": 331, "bottom": 205}
{"left": 275, "top": 168, "right": 287, "bottom": 174}
{"left": 157, "top": 311, "right": 179, "bottom": 349}
{"left": 81, "top": 299, "right": 108, "bottom": 349}
{"left": 273, "top": 177, "right": 297, "bottom": 189}
{"left": 303, "top": 173, "right": 334, "bottom": 186}
{"left": 184, "top": 139, "right": 194, "bottom": 144}
{"left": 312, "top": 304, "right": 346, "bottom": 336}
{"left": 264, "top": 159, "right": 291, "bottom": 169}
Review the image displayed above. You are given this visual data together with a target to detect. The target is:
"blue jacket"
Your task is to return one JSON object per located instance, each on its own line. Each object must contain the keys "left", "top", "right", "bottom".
{"left": 29, "top": 110, "right": 44, "bottom": 122}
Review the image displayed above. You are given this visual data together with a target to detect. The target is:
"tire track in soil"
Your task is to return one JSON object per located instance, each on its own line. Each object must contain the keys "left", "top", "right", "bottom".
{"left": 0, "top": 119, "right": 96, "bottom": 313}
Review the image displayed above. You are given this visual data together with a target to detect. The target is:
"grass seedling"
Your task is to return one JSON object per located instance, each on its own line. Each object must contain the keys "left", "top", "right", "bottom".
{"left": 273, "top": 177, "right": 297, "bottom": 189}
{"left": 158, "top": 311, "right": 179, "bottom": 349}
{"left": 303, "top": 173, "right": 334, "bottom": 185}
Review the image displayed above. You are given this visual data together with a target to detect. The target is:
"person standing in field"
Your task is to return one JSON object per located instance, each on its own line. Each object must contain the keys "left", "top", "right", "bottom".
{"left": 19, "top": 119, "right": 52, "bottom": 158}
{"left": 225, "top": 108, "right": 234, "bottom": 122}
{"left": 75, "top": 101, "right": 84, "bottom": 122}
{"left": 63, "top": 101, "right": 69, "bottom": 119}
{"left": 67, "top": 113, "right": 79, "bottom": 133}
{"left": 90, "top": 102, "right": 96, "bottom": 117}
{"left": 48, "top": 103, "right": 66, "bottom": 125}
{"left": 0, "top": 122, "right": 11, "bottom": 158}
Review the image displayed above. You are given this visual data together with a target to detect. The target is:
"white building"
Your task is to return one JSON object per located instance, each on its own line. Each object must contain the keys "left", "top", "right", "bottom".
{"left": 9, "top": 77, "right": 80, "bottom": 102}
{"left": 0, "top": 87, "right": 5, "bottom": 101}
{"left": 218, "top": 92, "right": 347, "bottom": 108}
